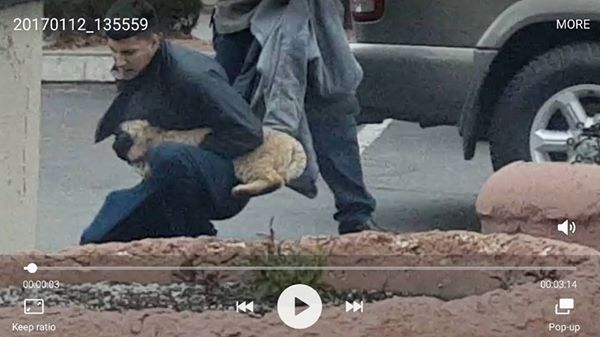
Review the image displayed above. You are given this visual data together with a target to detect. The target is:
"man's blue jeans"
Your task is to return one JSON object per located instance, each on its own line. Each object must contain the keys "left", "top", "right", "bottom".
{"left": 214, "top": 29, "right": 376, "bottom": 224}
{"left": 81, "top": 143, "right": 248, "bottom": 244}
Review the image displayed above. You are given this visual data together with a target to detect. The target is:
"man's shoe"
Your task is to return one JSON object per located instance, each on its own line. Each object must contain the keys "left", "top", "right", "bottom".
{"left": 338, "top": 218, "right": 381, "bottom": 235}
{"left": 168, "top": 221, "right": 218, "bottom": 238}
{"left": 201, "top": 222, "right": 218, "bottom": 237}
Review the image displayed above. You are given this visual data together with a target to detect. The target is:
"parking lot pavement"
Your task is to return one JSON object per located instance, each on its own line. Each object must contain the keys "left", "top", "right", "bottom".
{"left": 37, "top": 84, "right": 493, "bottom": 251}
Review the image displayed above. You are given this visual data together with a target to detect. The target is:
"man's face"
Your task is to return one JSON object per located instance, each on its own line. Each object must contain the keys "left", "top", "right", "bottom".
{"left": 108, "top": 34, "right": 159, "bottom": 80}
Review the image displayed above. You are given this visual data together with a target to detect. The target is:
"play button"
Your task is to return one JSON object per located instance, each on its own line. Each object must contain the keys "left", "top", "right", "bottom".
{"left": 277, "top": 284, "right": 322, "bottom": 329}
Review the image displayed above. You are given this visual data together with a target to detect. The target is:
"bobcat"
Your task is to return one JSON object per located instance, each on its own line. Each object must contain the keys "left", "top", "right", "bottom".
{"left": 119, "top": 119, "right": 307, "bottom": 198}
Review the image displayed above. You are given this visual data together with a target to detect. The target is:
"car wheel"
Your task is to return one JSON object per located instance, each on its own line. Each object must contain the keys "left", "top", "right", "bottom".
{"left": 489, "top": 42, "right": 600, "bottom": 171}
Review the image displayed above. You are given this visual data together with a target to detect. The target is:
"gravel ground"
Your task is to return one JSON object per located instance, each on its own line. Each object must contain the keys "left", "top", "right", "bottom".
{"left": 0, "top": 282, "right": 398, "bottom": 316}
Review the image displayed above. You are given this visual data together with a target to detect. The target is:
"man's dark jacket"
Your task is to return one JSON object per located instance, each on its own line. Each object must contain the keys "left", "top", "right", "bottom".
{"left": 95, "top": 40, "right": 263, "bottom": 160}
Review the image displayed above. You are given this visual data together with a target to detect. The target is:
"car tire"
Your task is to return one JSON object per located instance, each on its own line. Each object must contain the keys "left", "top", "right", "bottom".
{"left": 489, "top": 42, "right": 600, "bottom": 171}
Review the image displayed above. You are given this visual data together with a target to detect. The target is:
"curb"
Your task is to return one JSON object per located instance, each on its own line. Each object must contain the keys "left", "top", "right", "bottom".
{"left": 43, "top": 50, "right": 115, "bottom": 82}
{"left": 42, "top": 48, "right": 215, "bottom": 83}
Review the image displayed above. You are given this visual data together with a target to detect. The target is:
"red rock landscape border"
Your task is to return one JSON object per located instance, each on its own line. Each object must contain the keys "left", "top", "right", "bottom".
{"left": 477, "top": 161, "right": 600, "bottom": 251}
{"left": 1, "top": 231, "right": 598, "bottom": 336}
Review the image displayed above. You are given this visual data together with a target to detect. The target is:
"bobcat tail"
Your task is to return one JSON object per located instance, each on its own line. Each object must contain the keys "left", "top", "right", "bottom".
{"left": 232, "top": 177, "right": 285, "bottom": 198}
{"left": 286, "top": 140, "right": 307, "bottom": 182}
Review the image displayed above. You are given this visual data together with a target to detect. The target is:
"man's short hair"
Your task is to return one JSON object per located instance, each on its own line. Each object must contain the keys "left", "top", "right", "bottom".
{"left": 104, "top": 0, "right": 159, "bottom": 40}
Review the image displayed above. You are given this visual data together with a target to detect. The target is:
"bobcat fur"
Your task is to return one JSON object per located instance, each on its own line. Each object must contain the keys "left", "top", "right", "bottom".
{"left": 119, "top": 119, "right": 307, "bottom": 198}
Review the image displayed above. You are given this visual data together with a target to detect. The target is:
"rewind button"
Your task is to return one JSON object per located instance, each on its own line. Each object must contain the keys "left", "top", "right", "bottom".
{"left": 236, "top": 301, "right": 254, "bottom": 313}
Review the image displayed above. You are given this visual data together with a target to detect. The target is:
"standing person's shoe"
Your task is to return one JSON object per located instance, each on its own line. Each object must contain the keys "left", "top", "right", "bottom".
{"left": 338, "top": 218, "right": 382, "bottom": 235}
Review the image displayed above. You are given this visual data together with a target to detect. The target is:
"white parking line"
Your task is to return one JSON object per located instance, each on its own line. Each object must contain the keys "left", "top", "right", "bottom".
{"left": 357, "top": 119, "right": 393, "bottom": 154}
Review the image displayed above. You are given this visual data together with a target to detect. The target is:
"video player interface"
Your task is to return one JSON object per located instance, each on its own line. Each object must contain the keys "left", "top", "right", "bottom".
{"left": 1, "top": 0, "right": 599, "bottom": 336}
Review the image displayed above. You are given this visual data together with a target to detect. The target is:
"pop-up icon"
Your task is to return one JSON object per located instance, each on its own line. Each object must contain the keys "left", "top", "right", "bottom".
{"left": 555, "top": 298, "right": 574, "bottom": 315}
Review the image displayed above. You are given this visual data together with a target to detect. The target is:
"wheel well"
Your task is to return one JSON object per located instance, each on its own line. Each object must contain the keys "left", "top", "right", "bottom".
{"left": 478, "top": 21, "right": 600, "bottom": 134}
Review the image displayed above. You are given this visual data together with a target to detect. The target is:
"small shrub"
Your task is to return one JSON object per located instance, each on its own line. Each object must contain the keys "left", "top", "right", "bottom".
{"left": 244, "top": 253, "right": 330, "bottom": 302}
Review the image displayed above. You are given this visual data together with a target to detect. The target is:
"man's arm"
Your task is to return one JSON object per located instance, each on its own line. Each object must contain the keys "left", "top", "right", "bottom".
{"left": 190, "top": 70, "right": 263, "bottom": 159}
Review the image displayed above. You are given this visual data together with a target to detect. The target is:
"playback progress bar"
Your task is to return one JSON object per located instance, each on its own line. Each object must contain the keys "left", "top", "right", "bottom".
{"left": 23, "top": 263, "right": 577, "bottom": 274}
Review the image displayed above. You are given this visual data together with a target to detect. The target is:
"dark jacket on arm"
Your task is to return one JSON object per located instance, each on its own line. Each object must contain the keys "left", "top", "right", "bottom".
{"left": 95, "top": 40, "right": 263, "bottom": 160}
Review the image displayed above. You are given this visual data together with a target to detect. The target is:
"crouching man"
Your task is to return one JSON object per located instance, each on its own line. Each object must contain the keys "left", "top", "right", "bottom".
{"left": 80, "top": 0, "right": 263, "bottom": 244}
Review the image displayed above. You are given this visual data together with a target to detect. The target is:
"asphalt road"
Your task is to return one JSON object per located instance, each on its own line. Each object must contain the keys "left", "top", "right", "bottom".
{"left": 37, "top": 84, "right": 493, "bottom": 251}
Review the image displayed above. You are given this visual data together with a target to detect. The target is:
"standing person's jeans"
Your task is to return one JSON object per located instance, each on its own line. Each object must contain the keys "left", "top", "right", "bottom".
{"left": 213, "top": 29, "right": 376, "bottom": 229}
{"left": 214, "top": 29, "right": 257, "bottom": 84}
{"left": 80, "top": 143, "right": 248, "bottom": 244}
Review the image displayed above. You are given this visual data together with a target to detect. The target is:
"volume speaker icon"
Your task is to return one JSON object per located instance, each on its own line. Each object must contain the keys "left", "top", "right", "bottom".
{"left": 557, "top": 220, "right": 576, "bottom": 236}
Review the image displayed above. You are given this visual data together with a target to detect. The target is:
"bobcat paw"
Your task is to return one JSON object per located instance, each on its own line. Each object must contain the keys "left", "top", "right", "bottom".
{"left": 132, "top": 162, "right": 151, "bottom": 179}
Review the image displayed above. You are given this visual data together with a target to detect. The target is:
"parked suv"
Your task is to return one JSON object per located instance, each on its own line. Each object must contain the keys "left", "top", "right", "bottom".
{"left": 350, "top": 0, "right": 600, "bottom": 170}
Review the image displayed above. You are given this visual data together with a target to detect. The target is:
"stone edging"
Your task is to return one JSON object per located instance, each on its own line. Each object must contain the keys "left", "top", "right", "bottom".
{"left": 43, "top": 51, "right": 115, "bottom": 82}
{"left": 1, "top": 231, "right": 598, "bottom": 337}
{"left": 42, "top": 47, "right": 215, "bottom": 83}
{"left": 2, "top": 231, "right": 598, "bottom": 298}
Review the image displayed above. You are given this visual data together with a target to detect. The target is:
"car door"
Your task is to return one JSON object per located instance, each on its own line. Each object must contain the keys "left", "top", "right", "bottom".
{"left": 352, "top": 0, "right": 520, "bottom": 126}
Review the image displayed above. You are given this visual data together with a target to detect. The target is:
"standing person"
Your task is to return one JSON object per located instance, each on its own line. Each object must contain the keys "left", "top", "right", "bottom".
{"left": 80, "top": 0, "right": 263, "bottom": 244}
{"left": 212, "top": 0, "right": 378, "bottom": 235}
